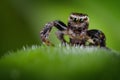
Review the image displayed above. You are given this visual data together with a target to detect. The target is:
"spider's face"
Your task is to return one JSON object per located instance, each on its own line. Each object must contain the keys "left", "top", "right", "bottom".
{"left": 68, "top": 13, "right": 89, "bottom": 33}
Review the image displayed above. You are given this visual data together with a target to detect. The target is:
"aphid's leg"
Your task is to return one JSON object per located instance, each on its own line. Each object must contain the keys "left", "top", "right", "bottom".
{"left": 87, "top": 29, "right": 106, "bottom": 47}
{"left": 40, "top": 20, "right": 67, "bottom": 46}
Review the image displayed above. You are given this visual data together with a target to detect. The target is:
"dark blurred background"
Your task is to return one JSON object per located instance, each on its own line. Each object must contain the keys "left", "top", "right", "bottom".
{"left": 0, "top": 0, "right": 120, "bottom": 56}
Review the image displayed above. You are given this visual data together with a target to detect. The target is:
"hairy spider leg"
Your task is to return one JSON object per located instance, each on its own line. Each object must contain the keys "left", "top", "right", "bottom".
{"left": 87, "top": 29, "right": 106, "bottom": 47}
{"left": 40, "top": 20, "right": 67, "bottom": 46}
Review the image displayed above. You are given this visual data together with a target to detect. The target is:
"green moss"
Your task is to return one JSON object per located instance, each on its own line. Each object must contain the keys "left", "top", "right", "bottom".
{"left": 0, "top": 45, "right": 120, "bottom": 80}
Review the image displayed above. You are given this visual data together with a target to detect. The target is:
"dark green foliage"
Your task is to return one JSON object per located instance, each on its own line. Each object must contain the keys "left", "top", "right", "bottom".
{"left": 0, "top": 46, "right": 120, "bottom": 80}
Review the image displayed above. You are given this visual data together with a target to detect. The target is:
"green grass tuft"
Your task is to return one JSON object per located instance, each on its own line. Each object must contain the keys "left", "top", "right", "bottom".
{"left": 0, "top": 45, "right": 120, "bottom": 80}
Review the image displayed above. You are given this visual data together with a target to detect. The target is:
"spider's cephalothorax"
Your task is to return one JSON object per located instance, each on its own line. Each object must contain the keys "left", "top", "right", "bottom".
{"left": 67, "top": 13, "right": 89, "bottom": 45}
{"left": 68, "top": 13, "right": 89, "bottom": 33}
{"left": 40, "top": 13, "right": 106, "bottom": 48}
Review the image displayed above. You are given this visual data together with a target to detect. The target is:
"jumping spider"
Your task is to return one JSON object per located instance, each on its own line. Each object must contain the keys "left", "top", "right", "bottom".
{"left": 40, "top": 13, "right": 106, "bottom": 47}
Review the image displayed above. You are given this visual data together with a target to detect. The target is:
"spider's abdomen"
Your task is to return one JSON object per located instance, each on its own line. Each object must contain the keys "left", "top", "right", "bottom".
{"left": 87, "top": 29, "right": 106, "bottom": 47}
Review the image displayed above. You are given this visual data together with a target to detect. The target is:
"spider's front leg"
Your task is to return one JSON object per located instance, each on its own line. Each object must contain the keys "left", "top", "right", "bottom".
{"left": 40, "top": 20, "right": 67, "bottom": 46}
{"left": 87, "top": 29, "right": 106, "bottom": 47}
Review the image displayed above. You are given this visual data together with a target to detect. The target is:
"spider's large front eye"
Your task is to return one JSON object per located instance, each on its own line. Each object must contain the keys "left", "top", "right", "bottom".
{"left": 73, "top": 18, "right": 77, "bottom": 22}
{"left": 79, "top": 18, "right": 84, "bottom": 23}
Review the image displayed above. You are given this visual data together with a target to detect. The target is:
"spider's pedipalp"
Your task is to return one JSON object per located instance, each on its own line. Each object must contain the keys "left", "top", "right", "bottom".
{"left": 56, "top": 30, "right": 68, "bottom": 46}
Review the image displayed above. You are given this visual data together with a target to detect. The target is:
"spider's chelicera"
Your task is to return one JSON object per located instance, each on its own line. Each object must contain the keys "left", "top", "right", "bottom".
{"left": 40, "top": 13, "right": 106, "bottom": 47}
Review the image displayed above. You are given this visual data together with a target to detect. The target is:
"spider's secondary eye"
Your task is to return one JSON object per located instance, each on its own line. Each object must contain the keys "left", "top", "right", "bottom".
{"left": 84, "top": 18, "right": 87, "bottom": 20}
{"left": 70, "top": 16, "right": 73, "bottom": 19}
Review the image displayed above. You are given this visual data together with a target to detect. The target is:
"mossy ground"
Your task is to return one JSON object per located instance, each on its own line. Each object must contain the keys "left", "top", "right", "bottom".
{"left": 0, "top": 45, "right": 120, "bottom": 80}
